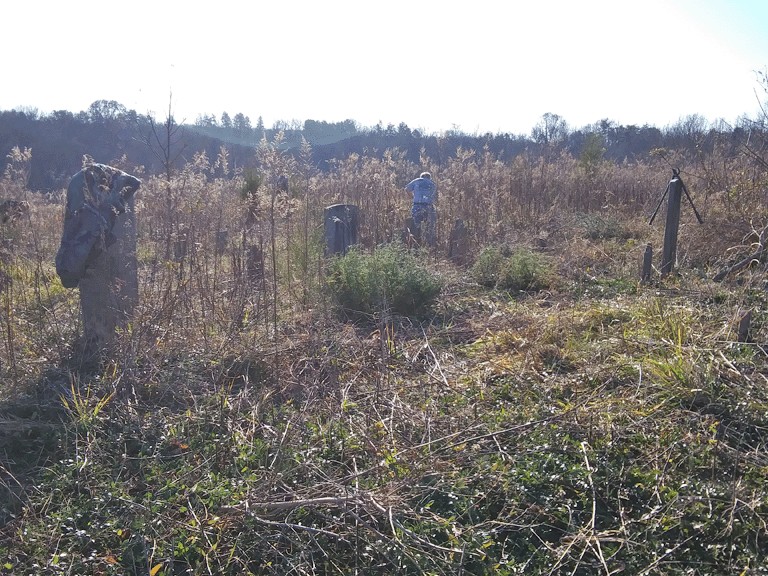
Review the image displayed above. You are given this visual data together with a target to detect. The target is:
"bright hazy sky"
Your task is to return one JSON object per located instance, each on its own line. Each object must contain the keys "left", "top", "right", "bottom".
{"left": 3, "top": 0, "right": 767, "bottom": 135}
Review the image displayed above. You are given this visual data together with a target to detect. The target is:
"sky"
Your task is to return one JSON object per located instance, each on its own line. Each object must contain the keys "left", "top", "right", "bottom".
{"left": 3, "top": 0, "right": 767, "bottom": 136}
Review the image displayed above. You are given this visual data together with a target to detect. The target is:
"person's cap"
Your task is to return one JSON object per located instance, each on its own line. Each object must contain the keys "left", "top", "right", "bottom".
{"left": 420, "top": 172, "right": 431, "bottom": 179}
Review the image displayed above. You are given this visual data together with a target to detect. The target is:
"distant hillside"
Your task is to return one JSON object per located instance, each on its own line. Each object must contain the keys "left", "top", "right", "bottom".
{"left": 0, "top": 100, "right": 738, "bottom": 191}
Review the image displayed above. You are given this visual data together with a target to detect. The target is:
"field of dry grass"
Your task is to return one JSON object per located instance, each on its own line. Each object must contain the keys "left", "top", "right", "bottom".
{"left": 0, "top": 137, "right": 767, "bottom": 574}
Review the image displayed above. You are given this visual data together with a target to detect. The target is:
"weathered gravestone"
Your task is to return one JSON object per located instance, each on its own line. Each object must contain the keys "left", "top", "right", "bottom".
{"left": 215, "top": 229, "right": 229, "bottom": 256}
{"left": 324, "top": 204, "right": 359, "bottom": 255}
{"left": 448, "top": 218, "right": 469, "bottom": 264}
{"left": 55, "top": 163, "right": 141, "bottom": 360}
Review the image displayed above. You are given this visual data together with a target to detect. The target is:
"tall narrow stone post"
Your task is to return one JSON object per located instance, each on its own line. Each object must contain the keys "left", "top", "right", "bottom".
{"left": 661, "top": 176, "right": 683, "bottom": 276}
{"left": 641, "top": 243, "right": 653, "bottom": 283}
{"left": 649, "top": 169, "right": 703, "bottom": 279}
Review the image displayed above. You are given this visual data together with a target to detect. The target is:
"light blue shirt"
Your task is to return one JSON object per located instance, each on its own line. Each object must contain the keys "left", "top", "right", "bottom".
{"left": 405, "top": 177, "right": 436, "bottom": 204}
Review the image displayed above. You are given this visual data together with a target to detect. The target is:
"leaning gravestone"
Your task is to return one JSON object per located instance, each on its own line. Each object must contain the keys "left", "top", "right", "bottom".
{"left": 55, "top": 163, "right": 141, "bottom": 361}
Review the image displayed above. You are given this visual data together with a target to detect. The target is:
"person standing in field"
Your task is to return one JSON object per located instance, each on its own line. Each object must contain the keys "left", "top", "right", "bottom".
{"left": 405, "top": 171, "right": 437, "bottom": 246}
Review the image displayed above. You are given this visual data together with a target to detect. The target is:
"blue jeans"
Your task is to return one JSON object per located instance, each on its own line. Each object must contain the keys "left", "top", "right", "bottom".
{"left": 411, "top": 203, "right": 436, "bottom": 245}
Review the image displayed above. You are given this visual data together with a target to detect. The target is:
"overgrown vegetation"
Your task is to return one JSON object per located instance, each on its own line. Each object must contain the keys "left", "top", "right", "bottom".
{"left": 471, "top": 246, "right": 553, "bottom": 292}
{"left": 0, "top": 91, "right": 768, "bottom": 574}
{"left": 325, "top": 243, "right": 444, "bottom": 320}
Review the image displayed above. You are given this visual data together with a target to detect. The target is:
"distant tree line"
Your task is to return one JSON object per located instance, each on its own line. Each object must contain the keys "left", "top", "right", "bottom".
{"left": 0, "top": 99, "right": 759, "bottom": 191}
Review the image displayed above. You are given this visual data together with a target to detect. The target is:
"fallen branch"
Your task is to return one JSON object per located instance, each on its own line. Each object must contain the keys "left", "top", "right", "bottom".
{"left": 245, "top": 512, "right": 342, "bottom": 539}
{"left": 713, "top": 224, "right": 768, "bottom": 282}
{"left": 221, "top": 491, "right": 387, "bottom": 515}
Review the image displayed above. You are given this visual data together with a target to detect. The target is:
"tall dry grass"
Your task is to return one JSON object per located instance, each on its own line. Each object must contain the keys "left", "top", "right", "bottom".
{"left": 0, "top": 124, "right": 764, "bottom": 394}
